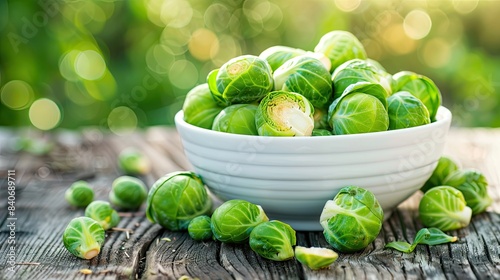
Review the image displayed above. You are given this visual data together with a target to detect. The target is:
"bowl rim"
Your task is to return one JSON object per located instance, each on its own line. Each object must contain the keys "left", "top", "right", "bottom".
{"left": 175, "top": 106, "right": 452, "bottom": 142}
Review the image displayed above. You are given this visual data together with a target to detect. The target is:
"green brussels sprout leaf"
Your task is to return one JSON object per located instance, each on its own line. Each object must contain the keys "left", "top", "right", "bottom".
{"left": 294, "top": 246, "right": 338, "bottom": 270}
{"left": 386, "top": 227, "right": 458, "bottom": 253}
{"left": 312, "top": 129, "right": 332, "bottom": 136}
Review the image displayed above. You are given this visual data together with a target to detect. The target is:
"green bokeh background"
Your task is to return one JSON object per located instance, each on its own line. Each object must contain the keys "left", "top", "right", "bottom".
{"left": 1, "top": 0, "right": 499, "bottom": 132}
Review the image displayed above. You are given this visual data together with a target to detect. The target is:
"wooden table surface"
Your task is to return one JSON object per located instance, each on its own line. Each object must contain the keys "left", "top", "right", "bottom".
{"left": 0, "top": 127, "right": 499, "bottom": 280}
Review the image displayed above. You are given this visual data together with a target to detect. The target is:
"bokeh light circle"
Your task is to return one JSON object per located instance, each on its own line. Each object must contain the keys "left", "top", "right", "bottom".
{"left": 107, "top": 106, "right": 138, "bottom": 135}
{"left": 75, "top": 50, "right": 106, "bottom": 80}
{"left": 404, "top": 10, "right": 432, "bottom": 40}
{"left": 29, "top": 98, "right": 61, "bottom": 130}
{"left": 168, "top": 60, "right": 198, "bottom": 89}
{"left": 335, "top": 0, "right": 361, "bottom": 12}
{"left": 188, "top": 28, "right": 219, "bottom": 61}
{"left": 1, "top": 80, "right": 35, "bottom": 110}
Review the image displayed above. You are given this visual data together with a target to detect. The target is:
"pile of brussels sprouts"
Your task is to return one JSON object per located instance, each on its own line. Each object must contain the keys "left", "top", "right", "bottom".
{"left": 62, "top": 149, "right": 150, "bottom": 260}
{"left": 183, "top": 30, "right": 441, "bottom": 136}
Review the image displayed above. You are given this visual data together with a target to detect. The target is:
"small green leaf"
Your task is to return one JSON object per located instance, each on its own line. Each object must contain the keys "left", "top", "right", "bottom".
{"left": 385, "top": 228, "right": 458, "bottom": 253}
{"left": 385, "top": 241, "right": 414, "bottom": 253}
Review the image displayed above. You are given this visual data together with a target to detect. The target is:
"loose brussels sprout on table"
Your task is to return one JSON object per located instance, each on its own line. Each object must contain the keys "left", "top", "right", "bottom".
{"left": 255, "top": 90, "right": 315, "bottom": 136}
{"left": 418, "top": 186, "right": 472, "bottom": 231}
{"left": 314, "top": 30, "right": 367, "bottom": 73}
{"left": 62, "top": 217, "right": 105, "bottom": 260}
{"left": 387, "top": 91, "right": 430, "bottom": 130}
{"left": 118, "top": 148, "right": 151, "bottom": 176}
{"left": 259, "top": 45, "right": 306, "bottom": 71}
{"left": 109, "top": 176, "right": 148, "bottom": 211}
{"left": 182, "top": 83, "right": 224, "bottom": 129}
{"left": 212, "top": 104, "right": 259, "bottom": 135}
{"left": 65, "top": 180, "right": 94, "bottom": 208}
{"left": 320, "top": 186, "right": 384, "bottom": 253}
{"left": 421, "top": 156, "right": 460, "bottom": 193}
{"left": 85, "top": 200, "right": 120, "bottom": 230}
{"left": 294, "top": 246, "right": 339, "bottom": 270}
{"left": 207, "top": 55, "right": 273, "bottom": 106}
{"left": 328, "top": 82, "right": 389, "bottom": 135}
{"left": 146, "top": 171, "right": 212, "bottom": 231}
{"left": 273, "top": 55, "right": 333, "bottom": 108}
{"left": 211, "top": 199, "right": 269, "bottom": 243}
{"left": 249, "top": 220, "right": 296, "bottom": 261}
{"left": 392, "top": 71, "right": 442, "bottom": 121}
{"left": 442, "top": 169, "right": 492, "bottom": 215}
{"left": 188, "top": 215, "right": 213, "bottom": 241}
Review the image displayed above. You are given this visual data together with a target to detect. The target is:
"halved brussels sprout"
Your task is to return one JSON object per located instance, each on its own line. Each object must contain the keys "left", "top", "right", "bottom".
{"left": 85, "top": 200, "right": 120, "bottom": 230}
{"left": 207, "top": 55, "right": 273, "bottom": 106}
{"left": 328, "top": 82, "right": 389, "bottom": 135}
{"left": 314, "top": 30, "right": 367, "bottom": 73}
{"left": 211, "top": 199, "right": 269, "bottom": 243}
{"left": 109, "top": 176, "right": 148, "bottom": 211}
{"left": 387, "top": 91, "right": 430, "bottom": 130}
{"left": 259, "top": 45, "right": 306, "bottom": 71}
{"left": 182, "top": 83, "right": 224, "bottom": 129}
{"left": 392, "top": 71, "right": 442, "bottom": 121}
{"left": 118, "top": 148, "right": 151, "bottom": 176}
{"left": 273, "top": 55, "right": 333, "bottom": 108}
{"left": 255, "top": 90, "right": 315, "bottom": 136}
{"left": 249, "top": 220, "right": 296, "bottom": 261}
{"left": 65, "top": 180, "right": 94, "bottom": 208}
{"left": 418, "top": 186, "right": 472, "bottom": 231}
{"left": 442, "top": 169, "right": 492, "bottom": 215}
{"left": 212, "top": 104, "right": 259, "bottom": 135}
{"left": 320, "top": 186, "right": 383, "bottom": 253}
{"left": 146, "top": 171, "right": 212, "bottom": 231}
{"left": 421, "top": 156, "right": 459, "bottom": 193}
{"left": 294, "top": 246, "right": 338, "bottom": 270}
{"left": 332, "top": 59, "right": 391, "bottom": 100}
{"left": 188, "top": 215, "right": 213, "bottom": 241}
{"left": 62, "top": 217, "right": 105, "bottom": 260}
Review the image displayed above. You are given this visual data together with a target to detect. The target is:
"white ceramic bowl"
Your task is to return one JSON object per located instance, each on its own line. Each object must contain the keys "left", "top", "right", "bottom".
{"left": 174, "top": 107, "right": 452, "bottom": 230}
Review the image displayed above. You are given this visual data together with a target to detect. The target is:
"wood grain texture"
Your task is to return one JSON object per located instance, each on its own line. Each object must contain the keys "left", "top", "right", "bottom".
{"left": 0, "top": 128, "right": 499, "bottom": 280}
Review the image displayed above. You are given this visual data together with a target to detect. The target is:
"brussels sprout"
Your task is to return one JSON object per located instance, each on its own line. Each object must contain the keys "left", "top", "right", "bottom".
{"left": 212, "top": 104, "right": 259, "bottom": 135}
{"left": 320, "top": 186, "right": 384, "bottom": 253}
{"left": 207, "top": 55, "right": 273, "bottom": 106}
{"left": 118, "top": 148, "right": 151, "bottom": 176}
{"left": 65, "top": 180, "right": 94, "bottom": 208}
{"left": 62, "top": 217, "right": 105, "bottom": 260}
{"left": 109, "top": 176, "right": 148, "bottom": 211}
{"left": 418, "top": 186, "right": 472, "bottom": 231}
{"left": 188, "top": 215, "right": 212, "bottom": 241}
{"left": 255, "top": 90, "right": 315, "bottom": 136}
{"left": 146, "top": 171, "right": 212, "bottom": 231}
{"left": 85, "top": 200, "right": 120, "bottom": 230}
{"left": 211, "top": 199, "right": 269, "bottom": 243}
{"left": 259, "top": 45, "right": 306, "bottom": 71}
{"left": 182, "top": 83, "right": 224, "bottom": 129}
{"left": 328, "top": 82, "right": 389, "bottom": 135}
{"left": 392, "top": 71, "right": 442, "bottom": 120}
{"left": 314, "top": 30, "right": 367, "bottom": 73}
{"left": 273, "top": 55, "right": 333, "bottom": 108}
{"left": 332, "top": 59, "right": 391, "bottom": 100}
{"left": 421, "top": 156, "right": 459, "bottom": 193}
{"left": 294, "top": 246, "right": 338, "bottom": 270}
{"left": 442, "top": 169, "right": 492, "bottom": 215}
{"left": 387, "top": 91, "right": 430, "bottom": 130}
{"left": 385, "top": 227, "right": 458, "bottom": 253}
{"left": 313, "top": 106, "right": 330, "bottom": 130}
{"left": 312, "top": 129, "right": 332, "bottom": 136}
{"left": 249, "top": 220, "right": 296, "bottom": 261}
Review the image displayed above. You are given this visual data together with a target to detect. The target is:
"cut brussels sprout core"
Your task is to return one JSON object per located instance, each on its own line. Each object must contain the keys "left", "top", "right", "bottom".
{"left": 419, "top": 186, "right": 472, "bottom": 231}
{"left": 62, "top": 217, "right": 105, "bottom": 260}
{"left": 256, "top": 91, "right": 314, "bottom": 136}
{"left": 294, "top": 246, "right": 338, "bottom": 270}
